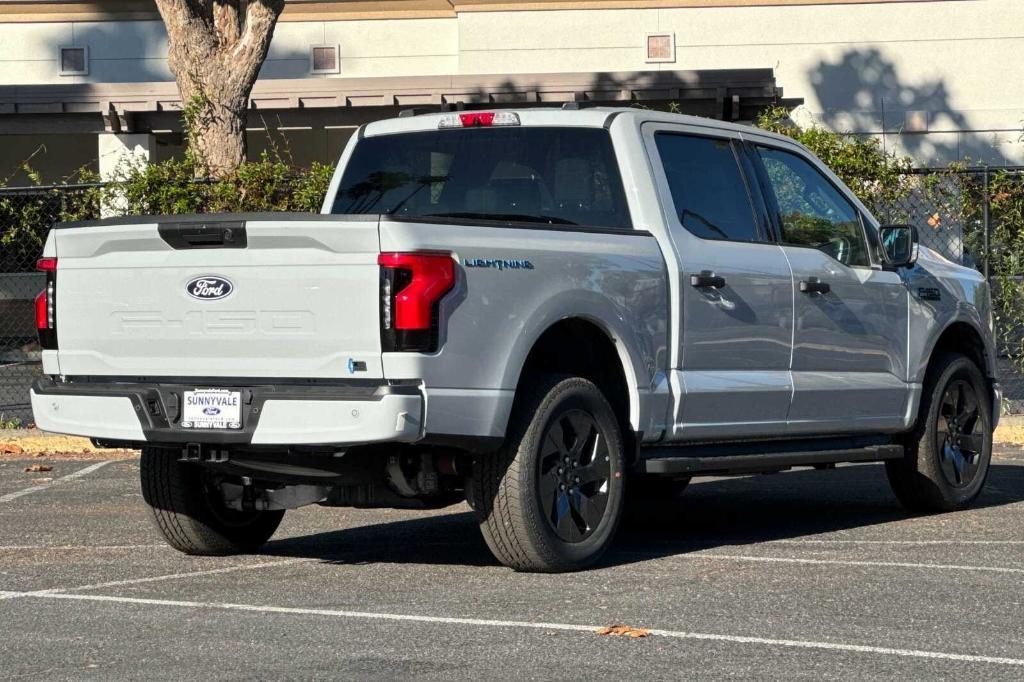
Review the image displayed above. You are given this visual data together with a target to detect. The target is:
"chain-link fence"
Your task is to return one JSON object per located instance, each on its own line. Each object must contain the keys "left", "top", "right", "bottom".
{"left": 880, "top": 168, "right": 990, "bottom": 270}
{"left": 1, "top": 172, "right": 1023, "bottom": 425}
{"left": 882, "top": 166, "right": 1024, "bottom": 411}
{"left": 0, "top": 184, "right": 102, "bottom": 425}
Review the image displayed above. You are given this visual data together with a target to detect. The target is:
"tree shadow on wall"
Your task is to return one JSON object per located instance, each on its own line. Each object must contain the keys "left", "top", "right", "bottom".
{"left": 443, "top": 67, "right": 788, "bottom": 121}
{"left": 807, "top": 48, "right": 1004, "bottom": 166}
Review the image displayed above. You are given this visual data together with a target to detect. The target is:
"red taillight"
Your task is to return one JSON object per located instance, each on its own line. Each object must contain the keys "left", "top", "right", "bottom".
{"left": 459, "top": 112, "right": 495, "bottom": 127}
{"left": 378, "top": 252, "right": 455, "bottom": 352}
{"left": 35, "top": 257, "right": 58, "bottom": 349}
{"left": 378, "top": 253, "right": 454, "bottom": 330}
{"left": 34, "top": 290, "right": 48, "bottom": 329}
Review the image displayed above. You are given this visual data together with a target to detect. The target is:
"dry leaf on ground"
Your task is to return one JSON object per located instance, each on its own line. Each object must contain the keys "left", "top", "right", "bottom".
{"left": 1, "top": 443, "right": 24, "bottom": 455}
{"left": 597, "top": 625, "right": 651, "bottom": 638}
{"left": 24, "top": 464, "right": 53, "bottom": 473}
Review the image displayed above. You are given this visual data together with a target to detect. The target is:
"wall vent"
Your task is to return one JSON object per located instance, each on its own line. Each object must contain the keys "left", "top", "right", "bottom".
{"left": 645, "top": 33, "right": 675, "bottom": 64}
{"left": 310, "top": 45, "right": 340, "bottom": 75}
{"left": 59, "top": 46, "right": 89, "bottom": 76}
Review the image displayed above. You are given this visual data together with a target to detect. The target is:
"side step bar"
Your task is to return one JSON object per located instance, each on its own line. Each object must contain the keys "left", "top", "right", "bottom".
{"left": 640, "top": 443, "right": 904, "bottom": 476}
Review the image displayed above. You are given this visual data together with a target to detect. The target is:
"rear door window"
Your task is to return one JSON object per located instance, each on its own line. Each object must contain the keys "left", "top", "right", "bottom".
{"left": 654, "top": 133, "right": 763, "bottom": 242}
{"left": 332, "top": 127, "right": 632, "bottom": 230}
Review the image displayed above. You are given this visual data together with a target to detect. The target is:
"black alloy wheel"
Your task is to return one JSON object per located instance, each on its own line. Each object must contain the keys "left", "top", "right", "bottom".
{"left": 886, "top": 352, "right": 992, "bottom": 513}
{"left": 935, "top": 379, "right": 985, "bottom": 488}
{"left": 471, "top": 375, "right": 626, "bottom": 572}
{"left": 538, "top": 409, "right": 611, "bottom": 543}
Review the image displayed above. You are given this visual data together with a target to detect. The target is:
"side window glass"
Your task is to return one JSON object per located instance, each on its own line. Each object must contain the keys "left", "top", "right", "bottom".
{"left": 655, "top": 133, "right": 761, "bottom": 242}
{"left": 758, "top": 147, "right": 870, "bottom": 266}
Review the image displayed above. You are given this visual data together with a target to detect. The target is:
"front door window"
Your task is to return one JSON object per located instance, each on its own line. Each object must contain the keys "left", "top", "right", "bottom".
{"left": 757, "top": 147, "right": 870, "bottom": 267}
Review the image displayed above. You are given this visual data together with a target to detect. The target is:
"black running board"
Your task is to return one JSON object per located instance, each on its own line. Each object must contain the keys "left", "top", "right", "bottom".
{"left": 640, "top": 443, "right": 904, "bottom": 476}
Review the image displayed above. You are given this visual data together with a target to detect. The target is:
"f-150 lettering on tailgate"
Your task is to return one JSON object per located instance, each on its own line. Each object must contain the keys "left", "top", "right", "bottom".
{"left": 110, "top": 310, "right": 316, "bottom": 336}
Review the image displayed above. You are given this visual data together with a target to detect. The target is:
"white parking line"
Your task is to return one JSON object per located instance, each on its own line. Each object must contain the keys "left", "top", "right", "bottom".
{"left": 10, "top": 591, "right": 1023, "bottom": 668}
{"left": 648, "top": 552, "right": 1024, "bottom": 575}
{"left": 0, "top": 544, "right": 168, "bottom": 551}
{"left": 59, "top": 558, "right": 312, "bottom": 593}
{"left": 0, "top": 461, "right": 112, "bottom": 503}
{"left": 765, "top": 539, "right": 1024, "bottom": 545}
{"left": 0, "top": 558, "right": 310, "bottom": 600}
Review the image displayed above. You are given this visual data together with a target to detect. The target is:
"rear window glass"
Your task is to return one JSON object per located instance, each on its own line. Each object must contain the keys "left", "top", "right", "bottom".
{"left": 654, "top": 133, "right": 761, "bottom": 242}
{"left": 331, "top": 127, "right": 632, "bottom": 229}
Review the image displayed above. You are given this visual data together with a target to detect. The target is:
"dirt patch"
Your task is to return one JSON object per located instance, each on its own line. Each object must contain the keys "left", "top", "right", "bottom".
{"left": 996, "top": 415, "right": 1024, "bottom": 447}
{"left": 0, "top": 429, "right": 136, "bottom": 461}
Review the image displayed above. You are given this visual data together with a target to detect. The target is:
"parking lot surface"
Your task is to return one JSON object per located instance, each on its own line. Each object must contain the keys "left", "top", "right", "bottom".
{"left": 2, "top": 449, "right": 1024, "bottom": 680}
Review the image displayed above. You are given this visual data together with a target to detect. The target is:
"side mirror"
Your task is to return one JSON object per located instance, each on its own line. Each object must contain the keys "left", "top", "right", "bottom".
{"left": 879, "top": 224, "right": 918, "bottom": 269}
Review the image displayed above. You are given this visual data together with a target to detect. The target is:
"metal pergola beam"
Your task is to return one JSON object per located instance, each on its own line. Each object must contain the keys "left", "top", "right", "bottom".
{"left": 0, "top": 69, "right": 798, "bottom": 135}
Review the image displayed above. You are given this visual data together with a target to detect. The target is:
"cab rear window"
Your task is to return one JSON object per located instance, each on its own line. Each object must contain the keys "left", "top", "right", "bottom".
{"left": 331, "top": 127, "right": 632, "bottom": 230}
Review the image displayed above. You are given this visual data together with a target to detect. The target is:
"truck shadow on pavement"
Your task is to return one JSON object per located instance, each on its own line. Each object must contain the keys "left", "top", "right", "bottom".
{"left": 261, "top": 462, "right": 1024, "bottom": 569}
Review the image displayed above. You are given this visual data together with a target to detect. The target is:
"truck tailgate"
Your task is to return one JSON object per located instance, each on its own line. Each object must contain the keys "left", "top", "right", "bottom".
{"left": 52, "top": 216, "right": 384, "bottom": 379}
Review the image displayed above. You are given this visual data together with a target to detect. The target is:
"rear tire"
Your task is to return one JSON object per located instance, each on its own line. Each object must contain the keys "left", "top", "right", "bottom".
{"left": 471, "top": 375, "right": 626, "bottom": 572}
{"left": 886, "top": 353, "right": 993, "bottom": 512}
{"left": 140, "top": 447, "right": 284, "bottom": 555}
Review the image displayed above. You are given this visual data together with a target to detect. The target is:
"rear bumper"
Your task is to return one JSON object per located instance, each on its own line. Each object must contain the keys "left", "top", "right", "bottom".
{"left": 31, "top": 377, "right": 424, "bottom": 446}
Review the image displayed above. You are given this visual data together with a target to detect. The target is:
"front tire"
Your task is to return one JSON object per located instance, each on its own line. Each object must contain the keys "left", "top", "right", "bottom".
{"left": 472, "top": 375, "right": 626, "bottom": 572}
{"left": 886, "top": 353, "right": 993, "bottom": 512}
{"left": 140, "top": 447, "right": 284, "bottom": 555}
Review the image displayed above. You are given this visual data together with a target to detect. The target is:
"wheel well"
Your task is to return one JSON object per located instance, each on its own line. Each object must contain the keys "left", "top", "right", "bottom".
{"left": 516, "top": 319, "right": 634, "bottom": 451}
{"left": 930, "top": 322, "right": 991, "bottom": 380}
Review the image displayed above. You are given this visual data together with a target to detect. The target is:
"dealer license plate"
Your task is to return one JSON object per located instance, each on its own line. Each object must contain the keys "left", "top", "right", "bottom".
{"left": 181, "top": 389, "right": 242, "bottom": 430}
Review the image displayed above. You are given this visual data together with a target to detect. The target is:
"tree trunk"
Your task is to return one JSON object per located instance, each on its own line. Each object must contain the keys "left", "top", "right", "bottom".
{"left": 185, "top": 97, "right": 247, "bottom": 177}
{"left": 155, "top": 0, "right": 284, "bottom": 178}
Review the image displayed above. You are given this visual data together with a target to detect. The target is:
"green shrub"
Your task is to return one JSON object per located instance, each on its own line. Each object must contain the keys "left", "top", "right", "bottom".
{"left": 755, "top": 106, "right": 915, "bottom": 215}
{"left": 0, "top": 164, "right": 103, "bottom": 270}
{"left": 102, "top": 152, "right": 334, "bottom": 215}
{"left": 985, "top": 171, "right": 1024, "bottom": 373}
{"left": 0, "top": 152, "right": 335, "bottom": 271}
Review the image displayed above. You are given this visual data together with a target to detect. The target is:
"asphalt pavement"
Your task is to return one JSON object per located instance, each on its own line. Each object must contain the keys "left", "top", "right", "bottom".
{"left": 2, "top": 449, "right": 1024, "bottom": 680}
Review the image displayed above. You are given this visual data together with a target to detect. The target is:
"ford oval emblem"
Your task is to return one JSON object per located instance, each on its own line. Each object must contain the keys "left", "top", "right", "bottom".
{"left": 203, "top": 407, "right": 221, "bottom": 416}
{"left": 186, "top": 276, "right": 233, "bottom": 301}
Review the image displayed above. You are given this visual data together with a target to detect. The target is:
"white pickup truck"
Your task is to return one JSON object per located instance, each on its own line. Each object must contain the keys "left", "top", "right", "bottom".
{"left": 31, "top": 107, "right": 999, "bottom": 572}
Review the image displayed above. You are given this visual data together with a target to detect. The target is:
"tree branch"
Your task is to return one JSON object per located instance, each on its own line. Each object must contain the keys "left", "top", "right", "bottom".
{"left": 156, "top": 0, "right": 219, "bottom": 84}
{"left": 153, "top": 0, "right": 197, "bottom": 32}
{"left": 213, "top": 0, "right": 243, "bottom": 47}
{"left": 230, "top": 0, "right": 285, "bottom": 88}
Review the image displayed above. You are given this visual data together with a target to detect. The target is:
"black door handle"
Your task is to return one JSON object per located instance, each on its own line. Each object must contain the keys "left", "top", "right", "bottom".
{"left": 690, "top": 271, "right": 726, "bottom": 289}
{"left": 800, "top": 277, "right": 831, "bottom": 294}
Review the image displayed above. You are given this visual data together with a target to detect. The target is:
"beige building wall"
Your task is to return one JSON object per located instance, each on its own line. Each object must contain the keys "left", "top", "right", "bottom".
{"left": 0, "top": 0, "right": 1021, "bottom": 165}
{"left": 457, "top": 0, "right": 1024, "bottom": 164}
{"left": 262, "top": 18, "right": 458, "bottom": 79}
